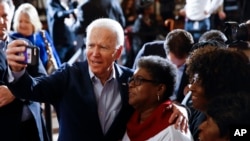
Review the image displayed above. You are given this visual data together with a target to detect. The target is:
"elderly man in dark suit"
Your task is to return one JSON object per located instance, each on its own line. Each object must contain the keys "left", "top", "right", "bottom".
{"left": 6, "top": 18, "right": 133, "bottom": 141}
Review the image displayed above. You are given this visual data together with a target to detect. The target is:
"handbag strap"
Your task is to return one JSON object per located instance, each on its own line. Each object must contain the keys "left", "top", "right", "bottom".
{"left": 40, "top": 30, "right": 53, "bottom": 59}
{"left": 40, "top": 30, "right": 58, "bottom": 70}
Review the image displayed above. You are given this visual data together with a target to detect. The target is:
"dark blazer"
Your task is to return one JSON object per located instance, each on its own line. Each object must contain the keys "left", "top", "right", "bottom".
{"left": 176, "top": 65, "right": 189, "bottom": 102}
{"left": 187, "top": 105, "right": 206, "bottom": 141}
{"left": 9, "top": 61, "right": 134, "bottom": 141}
{"left": 0, "top": 45, "right": 49, "bottom": 140}
{"left": 132, "top": 41, "right": 189, "bottom": 102}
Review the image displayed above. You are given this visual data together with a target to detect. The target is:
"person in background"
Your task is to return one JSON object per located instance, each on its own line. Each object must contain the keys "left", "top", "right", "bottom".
{"left": 158, "top": 0, "right": 175, "bottom": 21}
{"left": 157, "top": 0, "right": 175, "bottom": 35}
{"left": 71, "top": 0, "right": 125, "bottom": 49}
{"left": 0, "top": 0, "right": 13, "bottom": 41}
{"left": 198, "top": 91, "right": 250, "bottom": 141}
{"left": 122, "top": 55, "right": 193, "bottom": 141}
{"left": 228, "top": 41, "right": 250, "bottom": 61}
{"left": 0, "top": 0, "right": 50, "bottom": 140}
{"left": 119, "top": 0, "right": 138, "bottom": 68}
{"left": 239, "top": 0, "right": 250, "bottom": 22}
{"left": 226, "top": 21, "right": 250, "bottom": 60}
{"left": 132, "top": 40, "right": 166, "bottom": 70}
{"left": 210, "top": 4, "right": 226, "bottom": 30}
{"left": 46, "top": 0, "right": 78, "bottom": 62}
{"left": 184, "top": 45, "right": 250, "bottom": 140}
{"left": 179, "top": 0, "right": 224, "bottom": 42}
{"left": 10, "top": 3, "right": 61, "bottom": 74}
{"left": 164, "top": 29, "right": 193, "bottom": 102}
{"left": 5, "top": 18, "right": 188, "bottom": 141}
{"left": 198, "top": 29, "right": 228, "bottom": 44}
{"left": 133, "top": 29, "right": 194, "bottom": 103}
{"left": 132, "top": 0, "right": 162, "bottom": 58}
{"left": 121, "top": 0, "right": 137, "bottom": 28}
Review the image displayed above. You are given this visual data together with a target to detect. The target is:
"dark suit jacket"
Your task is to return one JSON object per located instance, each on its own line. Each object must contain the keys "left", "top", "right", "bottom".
{"left": 9, "top": 61, "right": 134, "bottom": 141}
{"left": 176, "top": 65, "right": 189, "bottom": 102}
{"left": 0, "top": 46, "right": 49, "bottom": 140}
{"left": 132, "top": 41, "right": 189, "bottom": 102}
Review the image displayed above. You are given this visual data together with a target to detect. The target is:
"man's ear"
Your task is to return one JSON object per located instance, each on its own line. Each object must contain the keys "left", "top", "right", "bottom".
{"left": 115, "top": 45, "right": 123, "bottom": 59}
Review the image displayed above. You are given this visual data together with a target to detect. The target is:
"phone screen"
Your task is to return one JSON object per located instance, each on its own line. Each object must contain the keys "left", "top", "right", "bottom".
{"left": 24, "top": 46, "right": 39, "bottom": 65}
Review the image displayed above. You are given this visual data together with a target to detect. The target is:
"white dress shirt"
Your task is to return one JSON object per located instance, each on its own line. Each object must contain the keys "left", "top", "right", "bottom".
{"left": 184, "top": 0, "right": 223, "bottom": 21}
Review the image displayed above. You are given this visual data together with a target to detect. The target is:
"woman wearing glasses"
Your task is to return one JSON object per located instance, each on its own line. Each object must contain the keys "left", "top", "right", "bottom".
{"left": 122, "top": 55, "right": 193, "bottom": 141}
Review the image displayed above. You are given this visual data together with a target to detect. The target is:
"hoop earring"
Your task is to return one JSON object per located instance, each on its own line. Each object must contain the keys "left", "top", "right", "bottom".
{"left": 157, "top": 94, "right": 160, "bottom": 102}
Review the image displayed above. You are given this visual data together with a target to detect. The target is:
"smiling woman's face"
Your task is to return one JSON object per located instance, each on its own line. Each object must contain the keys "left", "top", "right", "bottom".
{"left": 16, "top": 12, "right": 34, "bottom": 36}
{"left": 188, "top": 73, "right": 207, "bottom": 112}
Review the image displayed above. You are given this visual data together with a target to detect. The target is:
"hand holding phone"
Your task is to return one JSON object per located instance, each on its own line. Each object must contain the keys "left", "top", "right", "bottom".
{"left": 23, "top": 46, "right": 39, "bottom": 66}
{"left": 8, "top": 35, "right": 40, "bottom": 66}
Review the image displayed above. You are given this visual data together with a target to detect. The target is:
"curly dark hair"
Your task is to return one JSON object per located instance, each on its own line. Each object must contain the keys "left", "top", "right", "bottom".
{"left": 186, "top": 46, "right": 250, "bottom": 100}
{"left": 207, "top": 91, "right": 250, "bottom": 137}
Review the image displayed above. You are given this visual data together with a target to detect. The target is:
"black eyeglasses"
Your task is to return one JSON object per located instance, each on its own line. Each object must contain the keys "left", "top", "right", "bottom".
{"left": 128, "top": 76, "right": 158, "bottom": 86}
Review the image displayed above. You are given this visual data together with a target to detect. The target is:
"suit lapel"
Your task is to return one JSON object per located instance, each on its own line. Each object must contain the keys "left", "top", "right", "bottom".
{"left": 79, "top": 61, "right": 102, "bottom": 126}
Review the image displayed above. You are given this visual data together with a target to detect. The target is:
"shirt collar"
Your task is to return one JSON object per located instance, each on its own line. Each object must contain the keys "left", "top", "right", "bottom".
{"left": 178, "top": 63, "right": 185, "bottom": 71}
{"left": 89, "top": 65, "right": 116, "bottom": 83}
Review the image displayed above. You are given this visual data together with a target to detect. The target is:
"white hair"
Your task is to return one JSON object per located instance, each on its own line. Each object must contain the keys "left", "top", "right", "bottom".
{"left": 86, "top": 18, "right": 124, "bottom": 48}
{"left": 12, "top": 3, "right": 42, "bottom": 33}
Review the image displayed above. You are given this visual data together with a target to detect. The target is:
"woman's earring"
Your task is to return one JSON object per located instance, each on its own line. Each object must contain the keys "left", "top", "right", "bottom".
{"left": 157, "top": 94, "right": 160, "bottom": 102}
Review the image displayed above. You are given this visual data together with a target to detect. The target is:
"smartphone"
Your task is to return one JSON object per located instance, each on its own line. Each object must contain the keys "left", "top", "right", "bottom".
{"left": 21, "top": 46, "right": 39, "bottom": 66}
